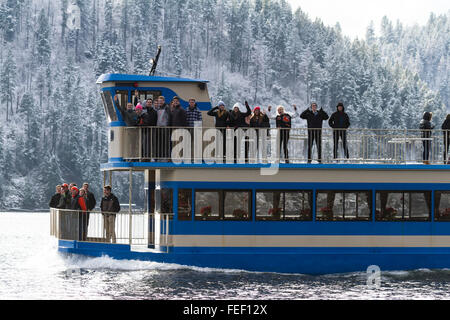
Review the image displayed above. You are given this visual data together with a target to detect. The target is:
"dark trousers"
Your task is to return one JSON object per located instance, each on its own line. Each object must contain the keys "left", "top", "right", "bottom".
{"left": 443, "top": 135, "right": 450, "bottom": 164}
{"left": 333, "top": 130, "right": 349, "bottom": 159}
{"left": 308, "top": 129, "right": 322, "bottom": 163}
{"left": 279, "top": 129, "right": 290, "bottom": 161}
{"left": 78, "top": 212, "right": 89, "bottom": 241}
{"left": 423, "top": 140, "right": 431, "bottom": 161}
{"left": 155, "top": 127, "right": 171, "bottom": 160}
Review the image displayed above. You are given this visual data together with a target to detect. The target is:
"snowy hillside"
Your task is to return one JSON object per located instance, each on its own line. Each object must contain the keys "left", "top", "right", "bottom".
{"left": 0, "top": 0, "right": 448, "bottom": 209}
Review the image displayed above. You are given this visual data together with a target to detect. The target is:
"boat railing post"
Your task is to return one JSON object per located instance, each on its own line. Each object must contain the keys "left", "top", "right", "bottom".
{"left": 129, "top": 169, "right": 133, "bottom": 245}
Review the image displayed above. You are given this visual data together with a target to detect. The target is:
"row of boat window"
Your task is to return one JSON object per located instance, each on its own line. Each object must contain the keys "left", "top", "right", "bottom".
{"left": 158, "top": 189, "right": 450, "bottom": 222}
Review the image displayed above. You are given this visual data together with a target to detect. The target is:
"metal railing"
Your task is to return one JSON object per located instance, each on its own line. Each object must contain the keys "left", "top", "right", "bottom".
{"left": 120, "top": 126, "right": 450, "bottom": 165}
{"left": 50, "top": 208, "right": 174, "bottom": 248}
{"left": 50, "top": 208, "right": 148, "bottom": 245}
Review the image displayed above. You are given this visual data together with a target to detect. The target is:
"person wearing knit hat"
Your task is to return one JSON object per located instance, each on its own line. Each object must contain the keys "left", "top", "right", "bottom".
{"left": 208, "top": 101, "right": 230, "bottom": 159}
{"left": 329, "top": 102, "right": 351, "bottom": 160}
{"left": 228, "top": 101, "right": 252, "bottom": 162}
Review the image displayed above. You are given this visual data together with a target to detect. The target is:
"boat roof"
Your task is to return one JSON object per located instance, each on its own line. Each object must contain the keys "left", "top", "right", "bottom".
{"left": 96, "top": 73, "right": 209, "bottom": 84}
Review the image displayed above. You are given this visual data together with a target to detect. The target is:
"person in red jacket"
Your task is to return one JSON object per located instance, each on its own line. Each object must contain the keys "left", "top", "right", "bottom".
{"left": 70, "top": 187, "right": 88, "bottom": 241}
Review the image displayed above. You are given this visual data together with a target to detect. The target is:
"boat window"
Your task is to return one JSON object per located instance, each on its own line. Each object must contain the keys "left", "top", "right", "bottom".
{"left": 375, "top": 191, "right": 431, "bottom": 221}
{"left": 224, "top": 191, "right": 252, "bottom": 220}
{"left": 102, "top": 90, "right": 118, "bottom": 122}
{"left": 316, "top": 191, "right": 372, "bottom": 221}
{"left": 133, "top": 90, "right": 162, "bottom": 105}
{"left": 178, "top": 189, "right": 192, "bottom": 221}
{"left": 194, "top": 190, "right": 252, "bottom": 221}
{"left": 435, "top": 191, "right": 450, "bottom": 221}
{"left": 195, "top": 191, "right": 220, "bottom": 220}
{"left": 161, "top": 188, "right": 173, "bottom": 214}
{"left": 256, "top": 191, "right": 312, "bottom": 221}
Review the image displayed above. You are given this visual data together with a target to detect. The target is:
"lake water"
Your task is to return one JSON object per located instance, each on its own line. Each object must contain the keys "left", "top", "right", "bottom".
{"left": 1, "top": 212, "right": 450, "bottom": 300}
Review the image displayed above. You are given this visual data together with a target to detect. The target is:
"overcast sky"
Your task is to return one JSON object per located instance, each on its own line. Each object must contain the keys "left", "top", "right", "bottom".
{"left": 286, "top": 0, "right": 450, "bottom": 39}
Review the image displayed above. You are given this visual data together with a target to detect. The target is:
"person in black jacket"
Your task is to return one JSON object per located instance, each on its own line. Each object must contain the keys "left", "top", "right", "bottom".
{"left": 143, "top": 99, "right": 158, "bottom": 160}
{"left": 442, "top": 114, "right": 450, "bottom": 164}
{"left": 208, "top": 101, "right": 230, "bottom": 158}
{"left": 170, "top": 96, "right": 187, "bottom": 127}
{"left": 100, "top": 185, "right": 121, "bottom": 243}
{"left": 57, "top": 183, "right": 71, "bottom": 209}
{"left": 420, "top": 112, "right": 435, "bottom": 164}
{"left": 328, "top": 102, "right": 351, "bottom": 160}
{"left": 301, "top": 103, "right": 329, "bottom": 163}
{"left": 229, "top": 102, "right": 252, "bottom": 162}
{"left": 268, "top": 105, "right": 299, "bottom": 163}
{"left": 49, "top": 185, "right": 62, "bottom": 208}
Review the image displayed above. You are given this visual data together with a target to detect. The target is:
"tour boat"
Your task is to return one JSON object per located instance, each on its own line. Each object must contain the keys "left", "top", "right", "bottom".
{"left": 50, "top": 73, "right": 450, "bottom": 274}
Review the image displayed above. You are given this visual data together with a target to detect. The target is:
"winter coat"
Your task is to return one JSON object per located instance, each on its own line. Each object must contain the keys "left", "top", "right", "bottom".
{"left": 420, "top": 112, "right": 435, "bottom": 138}
{"left": 186, "top": 105, "right": 203, "bottom": 127}
{"left": 100, "top": 193, "right": 121, "bottom": 213}
{"left": 250, "top": 114, "right": 270, "bottom": 128}
{"left": 124, "top": 109, "right": 138, "bottom": 126}
{"left": 57, "top": 191, "right": 71, "bottom": 209}
{"left": 135, "top": 112, "right": 151, "bottom": 126}
{"left": 276, "top": 113, "right": 295, "bottom": 129}
{"left": 207, "top": 107, "right": 230, "bottom": 128}
{"left": 300, "top": 108, "right": 329, "bottom": 129}
{"left": 70, "top": 195, "right": 85, "bottom": 211}
{"left": 156, "top": 104, "right": 172, "bottom": 127}
{"left": 143, "top": 107, "right": 158, "bottom": 126}
{"left": 171, "top": 105, "right": 188, "bottom": 127}
{"left": 85, "top": 190, "right": 96, "bottom": 211}
{"left": 329, "top": 106, "right": 350, "bottom": 129}
{"left": 228, "top": 105, "right": 251, "bottom": 128}
{"left": 442, "top": 115, "right": 450, "bottom": 140}
{"left": 49, "top": 193, "right": 61, "bottom": 208}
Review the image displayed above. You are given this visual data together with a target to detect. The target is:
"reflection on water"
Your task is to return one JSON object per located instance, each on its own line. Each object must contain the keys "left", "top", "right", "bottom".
{"left": 1, "top": 212, "right": 450, "bottom": 300}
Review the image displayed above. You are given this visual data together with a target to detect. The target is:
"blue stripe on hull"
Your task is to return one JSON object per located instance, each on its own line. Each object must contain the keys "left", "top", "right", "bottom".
{"left": 58, "top": 241, "right": 450, "bottom": 275}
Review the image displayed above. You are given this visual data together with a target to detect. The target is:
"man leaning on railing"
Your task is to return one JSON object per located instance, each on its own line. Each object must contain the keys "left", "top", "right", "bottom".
{"left": 100, "top": 185, "right": 120, "bottom": 244}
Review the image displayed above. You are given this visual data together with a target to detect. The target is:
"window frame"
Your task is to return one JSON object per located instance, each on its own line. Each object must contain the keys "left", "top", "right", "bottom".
{"left": 315, "top": 190, "right": 372, "bottom": 222}
{"left": 194, "top": 189, "right": 253, "bottom": 221}
{"left": 375, "top": 190, "right": 431, "bottom": 222}
{"left": 255, "top": 190, "right": 313, "bottom": 221}
{"left": 177, "top": 189, "right": 192, "bottom": 221}
{"left": 434, "top": 191, "right": 450, "bottom": 222}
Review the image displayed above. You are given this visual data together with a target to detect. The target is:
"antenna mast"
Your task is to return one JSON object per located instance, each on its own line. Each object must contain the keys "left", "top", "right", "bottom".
{"left": 149, "top": 45, "right": 162, "bottom": 76}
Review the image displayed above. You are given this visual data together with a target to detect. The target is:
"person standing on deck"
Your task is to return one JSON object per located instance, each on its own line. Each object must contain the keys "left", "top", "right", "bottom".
{"left": 135, "top": 104, "right": 152, "bottom": 159}
{"left": 100, "top": 185, "right": 120, "bottom": 244}
{"left": 170, "top": 96, "right": 187, "bottom": 127}
{"left": 144, "top": 99, "right": 158, "bottom": 160}
{"left": 155, "top": 96, "right": 172, "bottom": 161}
{"left": 328, "top": 102, "right": 350, "bottom": 161}
{"left": 228, "top": 102, "right": 252, "bottom": 162}
{"left": 268, "top": 105, "right": 299, "bottom": 163}
{"left": 442, "top": 115, "right": 450, "bottom": 164}
{"left": 300, "top": 103, "right": 329, "bottom": 164}
{"left": 82, "top": 182, "right": 96, "bottom": 238}
{"left": 207, "top": 101, "right": 230, "bottom": 159}
{"left": 186, "top": 98, "right": 203, "bottom": 128}
{"left": 57, "top": 183, "right": 71, "bottom": 209}
{"left": 49, "top": 185, "right": 62, "bottom": 208}
{"left": 186, "top": 98, "right": 203, "bottom": 161}
{"left": 420, "top": 112, "right": 435, "bottom": 165}
{"left": 114, "top": 95, "right": 138, "bottom": 126}
{"left": 70, "top": 187, "right": 88, "bottom": 241}
{"left": 82, "top": 183, "right": 96, "bottom": 211}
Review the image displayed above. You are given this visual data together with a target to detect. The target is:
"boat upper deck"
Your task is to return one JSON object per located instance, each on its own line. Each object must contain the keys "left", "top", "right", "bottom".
{"left": 97, "top": 73, "right": 450, "bottom": 172}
